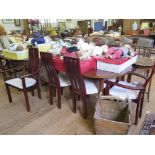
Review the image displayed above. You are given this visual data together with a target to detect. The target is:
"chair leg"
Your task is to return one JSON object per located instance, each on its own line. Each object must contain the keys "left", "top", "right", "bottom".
{"left": 5, "top": 84, "right": 12, "bottom": 103}
{"left": 135, "top": 101, "right": 141, "bottom": 125}
{"left": 120, "top": 75, "right": 125, "bottom": 81}
{"left": 31, "top": 87, "right": 35, "bottom": 96}
{"left": 72, "top": 93, "right": 76, "bottom": 113}
{"left": 147, "top": 79, "right": 152, "bottom": 102}
{"left": 23, "top": 88, "right": 30, "bottom": 112}
{"left": 127, "top": 74, "right": 132, "bottom": 83}
{"left": 36, "top": 82, "right": 41, "bottom": 99}
{"left": 139, "top": 94, "right": 145, "bottom": 118}
{"left": 61, "top": 88, "right": 63, "bottom": 95}
{"left": 49, "top": 85, "right": 53, "bottom": 105}
{"left": 146, "top": 69, "right": 150, "bottom": 77}
{"left": 82, "top": 95, "right": 87, "bottom": 119}
{"left": 76, "top": 95, "right": 80, "bottom": 101}
{"left": 57, "top": 88, "right": 61, "bottom": 109}
{"left": 52, "top": 87, "right": 56, "bottom": 97}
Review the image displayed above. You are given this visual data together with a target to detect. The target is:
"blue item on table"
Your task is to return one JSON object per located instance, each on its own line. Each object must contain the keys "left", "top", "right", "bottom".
{"left": 67, "top": 46, "right": 78, "bottom": 52}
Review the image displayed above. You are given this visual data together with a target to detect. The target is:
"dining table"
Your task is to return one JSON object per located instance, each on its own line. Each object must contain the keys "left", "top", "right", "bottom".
{"left": 82, "top": 66, "right": 133, "bottom": 94}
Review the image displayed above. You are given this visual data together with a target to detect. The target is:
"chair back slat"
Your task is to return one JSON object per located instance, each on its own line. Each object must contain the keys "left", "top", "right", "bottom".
{"left": 63, "top": 56, "right": 86, "bottom": 95}
{"left": 40, "top": 52, "right": 60, "bottom": 87}
{"left": 138, "top": 46, "right": 152, "bottom": 57}
{"left": 28, "top": 47, "right": 39, "bottom": 76}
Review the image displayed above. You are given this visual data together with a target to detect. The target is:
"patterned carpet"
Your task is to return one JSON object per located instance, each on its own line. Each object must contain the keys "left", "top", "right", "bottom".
{"left": 139, "top": 112, "right": 155, "bottom": 135}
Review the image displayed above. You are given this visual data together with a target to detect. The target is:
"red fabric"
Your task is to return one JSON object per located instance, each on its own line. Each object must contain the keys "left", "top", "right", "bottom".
{"left": 53, "top": 53, "right": 96, "bottom": 73}
{"left": 53, "top": 57, "right": 65, "bottom": 71}
{"left": 80, "top": 57, "right": 96, "bottom": 73}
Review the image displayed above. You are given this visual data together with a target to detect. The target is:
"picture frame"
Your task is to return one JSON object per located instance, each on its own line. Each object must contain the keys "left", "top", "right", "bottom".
{"left": 2, "top": 19, "right": 14, "bottom": 24}
{"left": 14, "top": 19, "right": 21, "bottom": 26}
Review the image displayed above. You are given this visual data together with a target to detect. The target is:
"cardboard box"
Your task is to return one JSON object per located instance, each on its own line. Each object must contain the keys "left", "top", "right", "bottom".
{"left": 97, "top": 55, "right": 138, "bottom": 73}
{"left": 94, "top": 96, "right": 131, "bottom": 135}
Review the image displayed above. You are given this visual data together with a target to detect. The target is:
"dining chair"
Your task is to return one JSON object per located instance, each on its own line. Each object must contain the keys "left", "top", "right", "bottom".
{"left": 136, "top": 37, "right": 154, "bottom": 48}
{"left": 0, "top": 55, "right": 26, "bottom": 78}
{"left": 105, "top": 62, "right": 155, "bottom": 125}
{"left": 0, "top": 47, "right": 41, "bottom": 111}
{"left": 40, "top": 52, "right": 70, "bottom": 108}
{"left": 137, "top": 46, "right": 152, "bottom": 57}
{"left": 133, "top": 38, "right": 154, "bottom": 101}
{"left": 63, "top": 56, "right": 99, "bottom": 118}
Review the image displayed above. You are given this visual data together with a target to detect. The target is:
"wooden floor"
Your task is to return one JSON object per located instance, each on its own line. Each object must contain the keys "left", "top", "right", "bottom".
{"left": 0, "top": 73, "right": 155, "bottom": 135}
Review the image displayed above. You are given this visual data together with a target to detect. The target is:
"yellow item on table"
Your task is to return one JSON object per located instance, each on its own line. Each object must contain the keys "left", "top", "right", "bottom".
{"left": 37, "top": 44, "right": 52, "bottom": 52}
{"left": 46, "top": 27, "right": 58, "bottom": 36}
{"left": 2, "top": 49, "right": 28, "bottom": 60}
{"left": 9, "top": 36, "right": 22, "bottom": 44}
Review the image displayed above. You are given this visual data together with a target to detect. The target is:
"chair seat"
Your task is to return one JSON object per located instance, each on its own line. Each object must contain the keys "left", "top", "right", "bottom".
{"left": 58, "top": 72, "right": 71, "bottom": 87}
{"left": 84, "top": 79, "right": 106, "bottom": 95}
{"left": 109, "top": 81, "right": 139, "bottom": 100}
{"left": 5, "top": 77, "right": 36, "bottom": 89}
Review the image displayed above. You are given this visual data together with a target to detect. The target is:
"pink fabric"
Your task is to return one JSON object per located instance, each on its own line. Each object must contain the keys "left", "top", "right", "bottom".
{"left": 106, "top": 47, "right": 123, "bottom": 59}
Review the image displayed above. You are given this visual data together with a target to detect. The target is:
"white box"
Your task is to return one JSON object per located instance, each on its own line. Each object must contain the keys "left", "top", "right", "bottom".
{"left": 97, "top": 55, "right": 138, "bottom": 73}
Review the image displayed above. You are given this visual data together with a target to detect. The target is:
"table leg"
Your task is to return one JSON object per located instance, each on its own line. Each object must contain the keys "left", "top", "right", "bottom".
{"left": 99, "top": 79, "right": 104, "bottom": 95}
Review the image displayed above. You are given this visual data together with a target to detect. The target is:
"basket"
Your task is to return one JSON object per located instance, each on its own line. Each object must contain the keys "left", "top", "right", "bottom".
{"left": 94, "top": 96, "right": 131, "bottom": 135}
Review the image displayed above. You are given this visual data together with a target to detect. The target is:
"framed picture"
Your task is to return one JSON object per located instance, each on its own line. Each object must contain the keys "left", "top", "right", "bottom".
{"left": 14, "top": 19, "right": 21, "bottom": 26}
{"left": 2, "top": 19, "right": 14, "bottom": 24}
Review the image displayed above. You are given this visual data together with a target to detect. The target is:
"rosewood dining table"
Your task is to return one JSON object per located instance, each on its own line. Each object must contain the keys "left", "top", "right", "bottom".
{"left": 82, "top": 66, "right": 133, "bottom": 94}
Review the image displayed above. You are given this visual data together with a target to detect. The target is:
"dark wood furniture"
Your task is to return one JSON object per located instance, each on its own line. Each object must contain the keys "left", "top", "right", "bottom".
{"left": 0, "top": 54, "right": 28, "bottom": 78}
{"left": 137, "top": 47, "right": 152, "bottom": 57}
{"left": 82, "top": 67, "right": 133, "bottom": 94}
{"left": 106, "top": 62, "right": 155, "bottom": 125}
{"left": 131, "top": 35, "right": 155, "bottom": 46}
{"left": 40, "top": 52, "right": 70, "bottom": 108}
{"left": 128, "top": 57, "right": 154, "bottom": 102}
{"left": 0, "top": 48, "right": 41, "bottom": 111}
{"left": 77, "top": 20, "right": 92, "bottom": 36}
{"left": 63, "top": 56, "right": 98, "bottom": 118}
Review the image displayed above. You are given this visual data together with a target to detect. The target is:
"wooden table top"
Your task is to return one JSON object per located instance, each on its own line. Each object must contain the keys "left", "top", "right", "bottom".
{"left": 82, "top": 66, "right": 133, "bottom": 79}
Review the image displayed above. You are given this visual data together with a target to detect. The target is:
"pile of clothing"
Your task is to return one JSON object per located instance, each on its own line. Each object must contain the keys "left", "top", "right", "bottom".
{"left": 49, "top": 40, "right": 72, "bottom": 55}
{"left": 76, "top": 39, "right": 108, "bottom": 60}
{"left": 105, "top": 44, "right": 135, "bottom": 59}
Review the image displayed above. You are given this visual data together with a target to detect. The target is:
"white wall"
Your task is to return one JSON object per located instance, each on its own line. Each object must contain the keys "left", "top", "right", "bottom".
{"left": 0, "top": 19, "right": 24, "bottom": 33}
